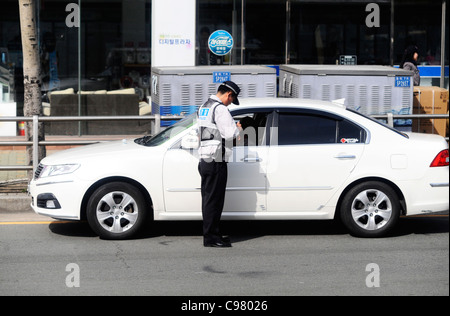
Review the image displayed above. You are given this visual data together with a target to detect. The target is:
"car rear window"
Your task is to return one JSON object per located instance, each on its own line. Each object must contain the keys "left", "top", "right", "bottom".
{"left": 347, "top": 109, "right": 409, "bottom": 139}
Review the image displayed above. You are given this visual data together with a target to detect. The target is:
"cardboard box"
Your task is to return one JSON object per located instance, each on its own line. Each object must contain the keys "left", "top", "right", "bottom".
{"left": 412, "top": 86, "right": 449, "bottom": 137}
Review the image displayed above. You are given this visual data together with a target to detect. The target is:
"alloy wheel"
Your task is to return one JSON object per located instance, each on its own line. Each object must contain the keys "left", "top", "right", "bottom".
{"left": 350, "top": 189, "right": 393, "bottom": 231}
{"left": 95, "top": 191, "right": 139, "bottom": 234}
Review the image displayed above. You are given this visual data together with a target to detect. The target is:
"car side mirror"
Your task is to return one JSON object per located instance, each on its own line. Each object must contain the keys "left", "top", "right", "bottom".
{"left": 181, "top": 131, "right": 199, "bottom": 150}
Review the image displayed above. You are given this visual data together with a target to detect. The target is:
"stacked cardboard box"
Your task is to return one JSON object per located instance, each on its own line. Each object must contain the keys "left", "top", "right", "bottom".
{"left": 412, "top": 86, "right": 449, "bottom": 137}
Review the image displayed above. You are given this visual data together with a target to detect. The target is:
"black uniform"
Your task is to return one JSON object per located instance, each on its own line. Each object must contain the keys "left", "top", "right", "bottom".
{"left": 197, "top": 91, "right": 239, "bottom": 247}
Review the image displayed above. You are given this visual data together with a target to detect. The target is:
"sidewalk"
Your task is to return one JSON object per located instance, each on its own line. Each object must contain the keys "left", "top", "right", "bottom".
{"left": 0, "top": 193, "right": 32, "bottom": 213}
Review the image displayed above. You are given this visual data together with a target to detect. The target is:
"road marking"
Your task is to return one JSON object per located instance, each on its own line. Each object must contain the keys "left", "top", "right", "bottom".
{"left": 0, "top": 220, "right": 74, "bottom": 225}
{"left": 0, "top": 215, "right": 446, "bottom": 225}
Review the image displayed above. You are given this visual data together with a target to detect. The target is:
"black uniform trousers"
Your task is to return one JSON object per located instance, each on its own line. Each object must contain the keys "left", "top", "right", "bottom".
{"left": 198, "top": 159, "right": 228, "bottom": 243}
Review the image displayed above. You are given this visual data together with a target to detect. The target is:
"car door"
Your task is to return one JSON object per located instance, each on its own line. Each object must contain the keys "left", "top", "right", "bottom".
{"left": 266, "top": 109, "right": 366, "bottom": 213}
{"left": 223, "top": 110, "right": 271, "bottom": 213}
{"left": 162, "top": 109, "right": 272, "bottom": 214}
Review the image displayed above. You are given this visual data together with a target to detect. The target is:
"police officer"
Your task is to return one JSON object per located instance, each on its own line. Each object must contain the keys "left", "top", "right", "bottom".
{"left": 198, "top": 81, "right": 240, "bottom": 247}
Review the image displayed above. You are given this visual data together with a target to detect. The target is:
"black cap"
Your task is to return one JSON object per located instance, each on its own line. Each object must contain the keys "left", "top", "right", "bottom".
{"left": 221, "top": 81, "right": 240, "bottom": 105}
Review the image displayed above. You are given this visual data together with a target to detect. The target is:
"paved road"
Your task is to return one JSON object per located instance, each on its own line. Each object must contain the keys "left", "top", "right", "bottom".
{"left": 0, "top": 212, "right": 448, "bottom": 297}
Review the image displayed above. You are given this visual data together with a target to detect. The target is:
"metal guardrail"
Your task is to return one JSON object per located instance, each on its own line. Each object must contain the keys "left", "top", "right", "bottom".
{"left": 0, "top": 113, "right": 449, "bottom": 174}
{"left": 0, "top": 114, "right": 182, "bottom": 174}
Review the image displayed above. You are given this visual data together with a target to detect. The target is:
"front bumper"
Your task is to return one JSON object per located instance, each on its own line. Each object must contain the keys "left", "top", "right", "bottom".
{"left": 28, "top": 177, "right": 90, "bottom": 220}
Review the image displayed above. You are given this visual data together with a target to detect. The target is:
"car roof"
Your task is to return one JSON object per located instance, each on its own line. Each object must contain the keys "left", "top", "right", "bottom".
{"left": 229, "top": 97, "right": 346, "bottom": 113}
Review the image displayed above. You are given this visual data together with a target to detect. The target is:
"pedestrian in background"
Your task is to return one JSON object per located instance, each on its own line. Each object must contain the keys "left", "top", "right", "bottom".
{"left": 400, "top": 45, "right": 420, "bottom": 86}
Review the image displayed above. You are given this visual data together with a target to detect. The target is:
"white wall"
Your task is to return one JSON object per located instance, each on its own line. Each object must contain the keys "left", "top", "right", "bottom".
{"left": 0, "top": 102, "right": 16, "bottom": 136}
{"left": 151, "top": 0, "right": 196, "bottom": 67}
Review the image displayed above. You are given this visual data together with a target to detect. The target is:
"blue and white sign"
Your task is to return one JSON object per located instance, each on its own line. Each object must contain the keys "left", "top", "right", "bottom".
{"left": 208, "top": 30, "right": 233, "bottom": 56}
{"left": 198, "top": 108, "right": 210, "bottom": 121}
{"left": 395, "top": 76, "right": 411, "bottom": 87}
{"left": 213, "top": 71, "right": 231, "bottom": 83}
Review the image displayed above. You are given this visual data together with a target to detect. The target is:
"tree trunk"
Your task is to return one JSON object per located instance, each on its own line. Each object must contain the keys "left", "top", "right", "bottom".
{"left": 18, "top": 0, "right": 45, "bottom": 179}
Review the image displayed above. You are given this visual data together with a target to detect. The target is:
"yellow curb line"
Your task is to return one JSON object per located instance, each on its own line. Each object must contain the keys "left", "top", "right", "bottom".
{"left": 0, "top": 220, "right": 76, "bottom": 225}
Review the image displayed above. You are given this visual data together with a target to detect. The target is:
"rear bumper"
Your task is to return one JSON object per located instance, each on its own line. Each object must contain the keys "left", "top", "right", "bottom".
{"left": 402, "top": 179, "right": 449, "bottom": 216}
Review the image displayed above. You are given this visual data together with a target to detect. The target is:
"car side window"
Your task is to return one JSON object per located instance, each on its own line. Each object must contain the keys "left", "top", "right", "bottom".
{"left": 233, "top": 112, "right": 270, "bottom": 147}
{"left": 277, "top": 113, "right": 337, "bottom": 145}
{"left": 338, "top": 119, "right": 366, "bottom": 144}
{"left": 277, "top": 112, "right": 366, "bottom": 145}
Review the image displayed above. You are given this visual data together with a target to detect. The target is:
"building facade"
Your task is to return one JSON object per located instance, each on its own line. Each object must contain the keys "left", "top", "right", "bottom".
{"left": 0, "top": 0, "right": 448, "bottom": 116}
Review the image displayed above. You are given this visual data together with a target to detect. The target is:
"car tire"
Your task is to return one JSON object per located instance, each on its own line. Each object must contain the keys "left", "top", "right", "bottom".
{"left": 340, "top": 181, "right": 400, "bottom": 237}
{"left": 86, "top": 182, "right": 148, "bottom": 240}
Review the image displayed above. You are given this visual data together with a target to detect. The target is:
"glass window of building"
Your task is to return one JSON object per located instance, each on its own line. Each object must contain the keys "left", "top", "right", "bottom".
{"left": 244, "top": 0, "right": 285, "bottom": 65}
{"left": 37, "top": 0, "right": 151, "bottom": 93}
{"left": 1, "top": 0, "right": 152, "bottom": 135}
{"left": 289, "top": 1, "right": 391, "bottom": 65}
{"left": 1, "top": 0, "right": 448, "bottom": 123}
{"left": 197, "top": 0, "right": 238, "bottom": 65}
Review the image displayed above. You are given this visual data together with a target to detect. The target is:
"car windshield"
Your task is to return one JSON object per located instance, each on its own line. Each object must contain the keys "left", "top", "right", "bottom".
{"left": 135, "top": 113, "right": 197, "bottom": 147}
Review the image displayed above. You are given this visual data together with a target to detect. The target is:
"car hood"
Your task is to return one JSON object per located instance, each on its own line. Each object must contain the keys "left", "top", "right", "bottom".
{"left": 41, "top": 138, "right": 149, "bottom": 165}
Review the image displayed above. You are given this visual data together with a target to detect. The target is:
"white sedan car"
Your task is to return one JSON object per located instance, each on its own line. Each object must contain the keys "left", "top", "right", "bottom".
{"left": 29, "top": 98, "right": 449, "bottom": 239}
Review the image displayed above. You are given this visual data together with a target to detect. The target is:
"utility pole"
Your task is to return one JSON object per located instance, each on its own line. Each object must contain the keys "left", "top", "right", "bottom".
{"left": 18, "top": 0, "right": 45, "bottom": 179}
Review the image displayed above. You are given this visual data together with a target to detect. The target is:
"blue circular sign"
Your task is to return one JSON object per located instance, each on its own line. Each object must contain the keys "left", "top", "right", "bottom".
{"left": 208, "top": 30, "right": 233, "bottom": 56}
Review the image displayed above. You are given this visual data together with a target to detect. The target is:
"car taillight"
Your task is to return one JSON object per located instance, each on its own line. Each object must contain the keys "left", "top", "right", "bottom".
{"left": 430, "top": 149, "right": 449, "bottom": 167}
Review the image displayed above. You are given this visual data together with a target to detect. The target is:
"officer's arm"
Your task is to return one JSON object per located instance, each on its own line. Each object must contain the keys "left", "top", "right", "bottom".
{"left": 215, "top": 105, "right": 239, "bottom": 140}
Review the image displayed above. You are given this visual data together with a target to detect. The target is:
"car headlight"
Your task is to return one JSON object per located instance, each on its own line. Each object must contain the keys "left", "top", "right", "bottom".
{"left": 38, "top": 164, "right": 80, "bottom": 178}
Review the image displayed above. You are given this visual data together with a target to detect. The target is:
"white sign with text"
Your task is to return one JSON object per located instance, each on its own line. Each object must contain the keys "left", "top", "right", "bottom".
{"left": 151, "top": 0, "right": 196, "bottom": 67}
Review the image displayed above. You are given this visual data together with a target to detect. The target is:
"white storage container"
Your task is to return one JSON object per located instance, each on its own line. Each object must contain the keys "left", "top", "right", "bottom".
{"left": 279, "top": 64, "right": 414, "bottom": 129}
{"left": 151, "top": 65, "right": 277, "bottom": 126}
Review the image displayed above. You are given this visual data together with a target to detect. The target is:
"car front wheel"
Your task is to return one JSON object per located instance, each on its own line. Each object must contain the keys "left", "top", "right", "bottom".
{"left": 86, "top": 182, "right": 148, "bottom": 239}
{"left": 340, "top": 181, "right": 400, "bottom": 237}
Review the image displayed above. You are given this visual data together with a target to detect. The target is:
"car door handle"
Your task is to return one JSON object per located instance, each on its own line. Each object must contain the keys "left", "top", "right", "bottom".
{"left": 334, "top": 154, "right": 356, "bottom": 160}
{"left": 242, "top": 157, "right": 262, "bottom": 163}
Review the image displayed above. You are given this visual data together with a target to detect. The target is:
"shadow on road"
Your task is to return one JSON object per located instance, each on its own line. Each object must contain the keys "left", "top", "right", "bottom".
{"left": 395, "top": 215, "right": 449, "bottom": 236}
{"left": 48, "top": 215, "right": 448, "bottom": 240}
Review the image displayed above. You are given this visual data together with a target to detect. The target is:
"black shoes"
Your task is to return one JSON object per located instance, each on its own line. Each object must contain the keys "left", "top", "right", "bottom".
{"left": 204, "top": 236, "right": 232, "bottom": 248}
